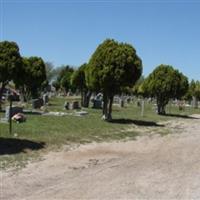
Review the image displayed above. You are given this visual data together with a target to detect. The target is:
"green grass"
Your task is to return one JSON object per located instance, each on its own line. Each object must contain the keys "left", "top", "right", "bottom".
{"left": 1, "top": 97, "right": 200, "bottom": 170}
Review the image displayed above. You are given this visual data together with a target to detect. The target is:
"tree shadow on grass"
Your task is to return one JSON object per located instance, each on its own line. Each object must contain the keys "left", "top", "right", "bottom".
{"left": 164, "top": 113, "right": 198, "bottom": 119}
{"left": 110, "top": 118, "right": 164, "bottom": 127}
{"left": 0, "top": 137, "right": 45, "bottom": 155}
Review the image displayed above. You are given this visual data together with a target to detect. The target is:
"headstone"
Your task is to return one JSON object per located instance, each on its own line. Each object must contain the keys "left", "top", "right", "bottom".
{"left": 46, "top": 84, "right": 52, "bottom": 92}
{"left": 96, "top": 93, "right": 103, "bottom": 100}
{"left": 32, "top": 98, "right": 44, "bottom": 109}
{"left": 11, "top": 94, "right": 20, "bottom": 101}
{"left": 137, "top": 101, "right": 141, "bottom": 107}
{"left": 64, "top": 101, "right": 69, "bottom": 110}
{"left": 93, "top": 99, "right": 102, "bottom": 109}
{"left": 67, "top": 89, "right": 73, "bottom": 96}
{"left": 5, "top": 106, "right": 23, "bottom": 121}
{"left": 113, "top": 97, "right": 119, "bottom": 104}
{"left": 126, "top": 97, "right": 131, "bottom": 104}
{"left": 43, "top": 94, "right": 49, "bottom": 104}
{"left": 6, "top": 93, "right": 20, "bottom": 102}
{"left": 69, "top": 101, "right": 80, "bottom": 109}
{"left": 119, "top": 99, "right": 124, "bottom": 108}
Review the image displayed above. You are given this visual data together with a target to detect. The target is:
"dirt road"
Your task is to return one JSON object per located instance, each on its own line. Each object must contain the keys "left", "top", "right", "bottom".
{"left": 1, "top": 115, "right": 200, "bottom": 200}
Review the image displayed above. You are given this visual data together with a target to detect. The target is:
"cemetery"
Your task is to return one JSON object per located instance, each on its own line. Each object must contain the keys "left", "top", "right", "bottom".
{"left": 1, "top": 92, "right": 200, "bottom": 199}
{"left": 1, "top": 3, "right": 200, "bottom": 197}
{"left": 0, "top": 39, "right": 200, "bottom": 171}
{"left": 1, "top": 91, "right": 200, "bottom": 169}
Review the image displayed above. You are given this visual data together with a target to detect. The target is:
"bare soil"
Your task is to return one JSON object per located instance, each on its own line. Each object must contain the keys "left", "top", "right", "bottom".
{"left": 1, "top": 115, "right": 200, "bottom": 200}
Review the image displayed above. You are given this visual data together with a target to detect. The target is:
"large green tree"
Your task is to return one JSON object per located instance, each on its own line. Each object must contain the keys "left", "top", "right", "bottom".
{"left": 55, "top": 65, "right": 74, "bottom": 94}
{"left": 0, "top": 41, "right": 22, "bottom": 109}
{"left": 87, "top": 39, "right": 142, "bottom": 120}
{"left": 71, "top": 63, "right": 91, "bottom": 107}
{"left": 21, "top": 57, "right": 47, "bottom": 99}
{"left": 142, "top": 65, "right": 189, "bottom": 115}
{"left": 189, "top": 80, "right": 200, "bottom": 108}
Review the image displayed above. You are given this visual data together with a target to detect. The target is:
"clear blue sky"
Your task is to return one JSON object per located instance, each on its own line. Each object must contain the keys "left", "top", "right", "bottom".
{"left": 1, "top": 0, "right": 200, "bottom": 80}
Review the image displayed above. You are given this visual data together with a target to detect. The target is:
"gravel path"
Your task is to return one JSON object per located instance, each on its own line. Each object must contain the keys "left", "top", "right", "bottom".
{"left": 1, "top": 115, "right": 200, "bottom": 200}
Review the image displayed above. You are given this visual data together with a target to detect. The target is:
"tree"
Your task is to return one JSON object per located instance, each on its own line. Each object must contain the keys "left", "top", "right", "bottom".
{"left": 189, "top": 80, "right": 200, "bottom": 108}
{"left": 56, "top": 65, "right": 74, "bottom": 94}
{"left": 142, "top": 65, "right": 189, "bottom": 115}
{"left": 71, "top": 63, "right": 91, "bottom": 107}
{"left": 22, "top": 57, "right": 47, "bottom": 99}
{"left": 191, "top": 80, "right": 200, "bottom": 99}
{"left": 87, "top": 39, "right": 142, "bottom": 120}
{"left": 50, "top": 66, "right": 65, "bottom": 92}
{"left": 0, "top": 41, "right": 22, "bottom": 109}
{"left": 132, "top": 76, "right": 145, "bottom": 97}
{"left": 52, "top": 80, "right": 60, "bottom": 92}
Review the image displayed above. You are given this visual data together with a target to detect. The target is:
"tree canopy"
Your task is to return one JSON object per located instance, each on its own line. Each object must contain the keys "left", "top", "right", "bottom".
{"left": 142, "top": 64, "right": 189, "bottom": 115}
{"left": 185, "top": 80, "right": 200, "bottom": 108}
{"left": 71, "top": 63, "right": 91, "bottom": 107}
{"left": 87, "top": 39, "right": 142, "bottom": 120}
{"left": 54, "top": 65, "right": 74, "bottom": 93}
{"left": 22, "top": 57, "right": 47, "bottom": 99}
{"left": 0, "top": 41, "right": 22, "bottom": 83}
{"left": 190, "top": 80, "right": 200, "bottom": 100}
{"left": 0, "top": 41, "right": 22, "bottom": 108}
{"left": 71, "top": 63, "right": 87, "bottom": 91}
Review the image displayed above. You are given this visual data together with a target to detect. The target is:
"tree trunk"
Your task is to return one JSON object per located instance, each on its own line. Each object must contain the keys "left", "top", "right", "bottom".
{"left": 81, "top": 90, "right": 84, "bottom": 107}
{"left": 160, "top": 105, "right": 166, "bottom": 115}
{"left": 102, "top": 93, "right": 109, "bottom": 120}
{"left": 107, "top": 96, "right": 113, "bottom": 121}
{"left": 82, "top": 90, "right": 92, "bottom": 108}
{"left": 102, "top": 93, "right": 113, "bottom": 121}
{"left": 0, "top": 82, "right": 6, "bottom": 111}
{"left": 19, "top": 86, "right": 27, "bottom": 102}
{"left": 157, "top": 99, "right": 166, "bottom": 115}
{"left": 82, "top": 91, "right": 87, "bottom": 107}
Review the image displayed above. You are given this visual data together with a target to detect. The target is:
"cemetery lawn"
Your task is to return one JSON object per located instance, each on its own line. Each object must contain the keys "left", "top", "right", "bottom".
{"left": 1, "top": 97, "right": 200, "bottom": 170}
